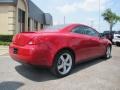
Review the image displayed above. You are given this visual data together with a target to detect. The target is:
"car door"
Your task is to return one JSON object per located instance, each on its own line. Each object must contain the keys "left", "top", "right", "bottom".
{"left": 83, "top": 26, "right": 106, "bottom": 58}
{"left": 71, "top": 26, "right": 96, "bottom": 62}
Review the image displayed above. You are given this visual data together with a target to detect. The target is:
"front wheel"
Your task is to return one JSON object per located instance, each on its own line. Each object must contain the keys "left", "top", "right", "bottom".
{"left": 116, "top": 42, "right": 120, "bottom": 47}
{"left": 104, "top": 46, "right": 112, "bottom": 59}
{"left": 51, "top": 50, "right": 74, "bottom": 77}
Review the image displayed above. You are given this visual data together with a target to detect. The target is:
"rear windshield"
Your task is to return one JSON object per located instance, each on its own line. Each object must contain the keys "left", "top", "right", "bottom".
{"left": 43, "top": 24, "right": 68, "bottom": 32}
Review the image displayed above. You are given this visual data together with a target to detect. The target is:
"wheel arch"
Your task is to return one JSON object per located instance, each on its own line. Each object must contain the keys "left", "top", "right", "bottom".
{"left": 52, "top": 47, "right": 76, "bottom": 66}
{"left": 107, "top": 43, "right": 112, "bottom": 49}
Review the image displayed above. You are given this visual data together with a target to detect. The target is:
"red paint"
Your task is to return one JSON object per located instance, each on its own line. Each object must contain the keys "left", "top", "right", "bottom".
{"left": 9, "top": 24, "right": 111, "bottom": 67}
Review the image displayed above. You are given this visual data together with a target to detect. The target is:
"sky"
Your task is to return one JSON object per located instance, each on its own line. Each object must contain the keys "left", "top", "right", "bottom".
{"left": 31, "top": 0, "right": 120, "bottom": 32}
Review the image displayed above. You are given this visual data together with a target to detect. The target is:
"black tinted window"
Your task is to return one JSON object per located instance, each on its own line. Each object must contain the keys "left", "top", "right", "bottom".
{"left": 72, "top": 26, "right": 85, "bottom": 34}
{"left": 84, "top": 27, "right": 98, "bottom": 37}
{"left": 72, "top": 26, "right": 98, "bottom": 37}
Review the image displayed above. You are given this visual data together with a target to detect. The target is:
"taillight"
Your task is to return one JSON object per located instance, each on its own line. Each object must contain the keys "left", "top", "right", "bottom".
{"left": 28, "top": 37, "right": 44, "bottom": 45}
{"left": 28, "top": 39, "right": 36, "bottom": 45}
{"left": 28, "top": 41, "right": 34, "bottom": 45}
{"left": 28, "top": 38, "right": 37, "bottom": 45}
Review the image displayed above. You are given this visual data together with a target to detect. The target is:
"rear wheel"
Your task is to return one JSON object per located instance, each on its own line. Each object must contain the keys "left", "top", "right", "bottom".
{"left": 51, "top": 50, "right": 74, "bottom": 77}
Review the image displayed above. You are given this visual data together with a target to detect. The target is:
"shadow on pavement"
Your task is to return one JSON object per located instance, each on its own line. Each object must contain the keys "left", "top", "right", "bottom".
{"left": 0, "top": 81, "right": 24, "bottom": 90}
{"left": 72, "top": 58, "right": 106, "bottom": 74}
{"left": 15, "top": 65, "right": 57, "bottom": 82}
{"left": 15, "top": 58, "right": 107, "bottom": 82}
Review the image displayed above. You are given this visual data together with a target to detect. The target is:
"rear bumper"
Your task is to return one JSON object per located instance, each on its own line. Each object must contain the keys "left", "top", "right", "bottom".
{"left": 9, "top": 43, "right": 52, "bottom": 67}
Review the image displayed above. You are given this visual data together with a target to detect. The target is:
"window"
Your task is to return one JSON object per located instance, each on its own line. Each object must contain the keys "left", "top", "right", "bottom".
{"left": 84, "top": 27, "right": 99, "bottom": 37}
{"left": 72, "top": 26, "right": 85, "bottom": 34}
{"left": 18, "top": 9, "right": 25, "bottom": 32}
{"left": 72, "top": 26, "right": 99, "bottom": 37}
{"left": 41, "top": 24, "right": 43, "bottom": 29}
{"left": 18, "top": 9, "right": 25, "bottom": 23}
{"left": 34, "top": 21, "right": 38, "bottom": 30}
{"left": 28, "top": 18, "right": 30, "bottom": 31}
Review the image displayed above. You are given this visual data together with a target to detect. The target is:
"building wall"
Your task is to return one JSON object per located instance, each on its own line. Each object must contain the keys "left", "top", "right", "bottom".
{"left": 16, "top": 0, "right": 28, "bottom": 33}
{"left": 38, "top": 22, "right": 41, "bottom": 30}
{"left": 29, "top": 18, "right": 34, "bottom": 31}
{"left": 0, "top": 0, "right": 28, "bottom": 35}
{"left": 0, "top": 0, "right": 52, "bottom": 35}
{"left": 29, "top": 18, "right": 42, "bottom": 31}
{"left": 44, "top": 13, "right": 53, "bottom": 25}
{"left": 17, "top": 0, "right": 26, "bottom": 11}
{"left": 0, "top": 5, "right": 16, "bottom": 35}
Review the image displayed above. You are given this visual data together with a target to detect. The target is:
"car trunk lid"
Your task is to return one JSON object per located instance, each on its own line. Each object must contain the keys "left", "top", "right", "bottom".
{"left": 13, "top": 32, "right": 38, "bottom": 46}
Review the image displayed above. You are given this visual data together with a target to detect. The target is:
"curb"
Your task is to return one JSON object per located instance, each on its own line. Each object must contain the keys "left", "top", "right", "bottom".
{"left": 0, "top": 53, "right": 9, "bottom": 56}
{"left": 0, "top": 46, "right": 9, "bottom": 56}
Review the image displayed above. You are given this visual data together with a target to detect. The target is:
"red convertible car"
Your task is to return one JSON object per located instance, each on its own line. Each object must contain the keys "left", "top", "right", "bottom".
{"left": 9, "top": 24, "right": 112, "bottom": 77}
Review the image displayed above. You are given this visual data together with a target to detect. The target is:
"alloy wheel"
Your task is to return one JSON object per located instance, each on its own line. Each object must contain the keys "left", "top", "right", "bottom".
{"left": 57, "top": 53, "right": 72, "bottom": 75}
{"left": 106, "top": 46, "right": 111, "bottom": 58}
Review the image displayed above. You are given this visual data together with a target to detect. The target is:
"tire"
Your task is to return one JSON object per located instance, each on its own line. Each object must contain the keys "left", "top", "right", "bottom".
{"left": 51, "top": 50, "right": 74, "bottom": 78}
{"left": 116, "top": 42, "right": 120, "bottom": 47}
{"left": 104, "top": 46, "right": 112, "bottom": 59}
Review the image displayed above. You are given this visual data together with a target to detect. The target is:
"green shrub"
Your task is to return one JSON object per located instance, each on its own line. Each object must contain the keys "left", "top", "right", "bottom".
{"left": 0, "top": 41, "right": 11, "bottom": 46}
{"left": 0, "top": 35, "right": 13, "bottom": 42}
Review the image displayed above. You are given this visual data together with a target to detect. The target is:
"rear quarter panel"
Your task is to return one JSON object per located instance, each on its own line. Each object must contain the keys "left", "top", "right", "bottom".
{"left": 36, "top": 33, "right": 77, "bottom": 65}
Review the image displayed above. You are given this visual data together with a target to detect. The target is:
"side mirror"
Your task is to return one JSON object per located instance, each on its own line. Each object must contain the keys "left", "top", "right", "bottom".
{"left": 99, "top": 33, "right": 104, "bottom": 38}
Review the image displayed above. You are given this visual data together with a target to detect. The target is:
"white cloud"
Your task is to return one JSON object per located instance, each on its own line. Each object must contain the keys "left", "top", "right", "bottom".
{"left": 56, "top": 3, "right": 78, "bottom": 14}
{"left": 53, "top": 20, "right": 64, "bottom": 25}
{"left": 87, "top": 17, "right": 95, "bottom": 21}
{"left": 56, "top": 0, "right": 109, "bottom": 14}
{"left": 81, "top": 0, "right": 109, "bottom": 12}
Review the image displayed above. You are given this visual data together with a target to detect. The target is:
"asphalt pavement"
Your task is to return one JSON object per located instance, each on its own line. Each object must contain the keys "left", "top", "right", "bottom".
{"left": 0, "top": 46, "right": 120, "bottom": 90}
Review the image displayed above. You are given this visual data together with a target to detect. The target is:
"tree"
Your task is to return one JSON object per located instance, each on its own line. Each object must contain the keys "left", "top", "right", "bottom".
{"left": 102, "top": 9, "right": 120, "bottom": 32}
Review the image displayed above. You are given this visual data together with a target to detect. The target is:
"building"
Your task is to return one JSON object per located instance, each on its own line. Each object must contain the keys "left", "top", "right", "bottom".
{"left": 0, "top": 0, "right": 53, "bottom": 35}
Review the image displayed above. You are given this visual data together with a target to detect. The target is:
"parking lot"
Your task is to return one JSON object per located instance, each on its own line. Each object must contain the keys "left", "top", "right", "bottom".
{"left": 0, "top": 46, "right": 120, "bottom": 90}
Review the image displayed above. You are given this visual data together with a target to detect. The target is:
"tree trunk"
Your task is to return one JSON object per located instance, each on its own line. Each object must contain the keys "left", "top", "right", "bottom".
{"left": 110, "top": 23, "right": 113, "bottom": 32}
{"left": 109, "top": 23, "right": 113, "bottom": 43}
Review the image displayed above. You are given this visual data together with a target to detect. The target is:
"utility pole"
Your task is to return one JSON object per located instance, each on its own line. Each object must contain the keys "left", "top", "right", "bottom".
{"left": 64, "top": 16, "right": 66, "bottom": 24}
{"left": 99, "top": 0, "right": 101, "bottom": 31}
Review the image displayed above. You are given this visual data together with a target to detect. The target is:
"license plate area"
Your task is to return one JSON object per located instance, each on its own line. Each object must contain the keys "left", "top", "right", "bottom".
{"left": 13, "top": 48, "right": 18, "bottom": 54}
